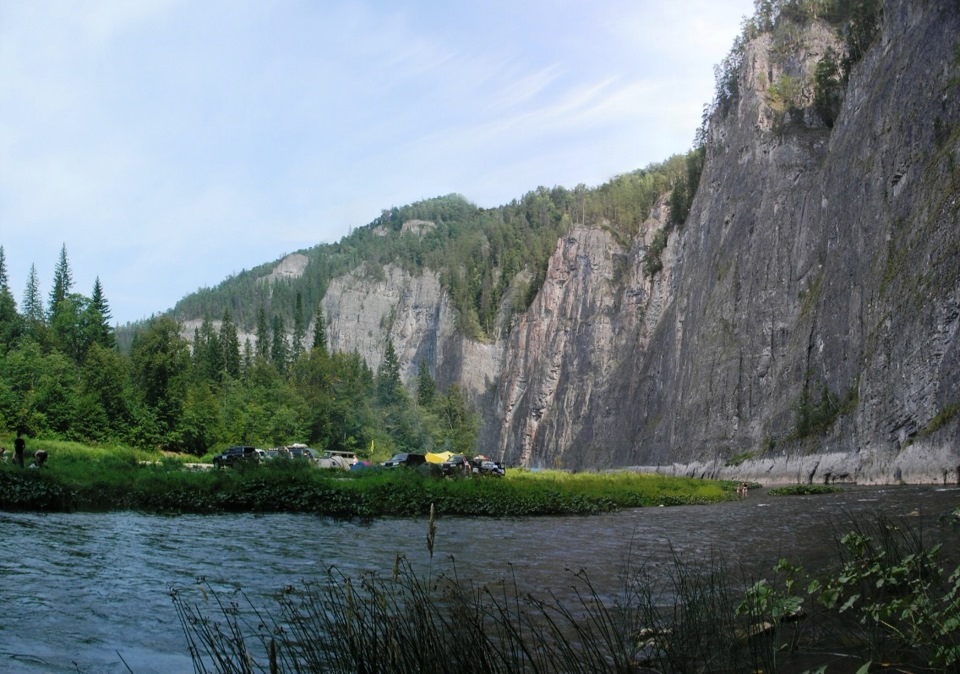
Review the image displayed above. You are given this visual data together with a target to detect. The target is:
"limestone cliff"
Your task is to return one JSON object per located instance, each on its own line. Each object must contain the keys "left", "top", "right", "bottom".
{"left": 285, "top": 0, "right": 959, "bottom": 483}
{"left": 321, "top": 264, "right": 502, "bottom": 402}
{"left": 547, "top": 0, "right": 959, "bottom": 482}
{"left": 493, "top": 0, "right": 959, "bottom": 481}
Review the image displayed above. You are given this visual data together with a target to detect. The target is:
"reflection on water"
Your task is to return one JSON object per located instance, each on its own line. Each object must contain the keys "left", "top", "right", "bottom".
{"left": 0, "top": 485, "right": 957, "bottom": 672}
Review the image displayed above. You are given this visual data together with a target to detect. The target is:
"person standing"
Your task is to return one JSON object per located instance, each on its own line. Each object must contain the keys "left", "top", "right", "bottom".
{"left": 14, "top": 431, "right": 25, "bottom": 469}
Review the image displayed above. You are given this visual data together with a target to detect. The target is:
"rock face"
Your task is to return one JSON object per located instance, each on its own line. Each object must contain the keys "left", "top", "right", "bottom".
{"left": 573, "top": 0, "right": 960, "bottom": 482}
{"left": 314, "top": 0, "right": 959, "bottom": 483}
{"left": 322, "top": 264, "right": 501, "bottom": 401}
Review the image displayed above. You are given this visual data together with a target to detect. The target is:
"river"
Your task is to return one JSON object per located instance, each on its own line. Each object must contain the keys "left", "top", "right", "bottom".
{"left": 0, "top": 485, "right": 957, "bottom": 673}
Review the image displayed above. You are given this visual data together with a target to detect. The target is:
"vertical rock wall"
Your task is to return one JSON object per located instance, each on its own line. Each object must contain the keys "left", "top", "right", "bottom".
{"left": 314, "top": 0, "right": 959, "bottom": 481}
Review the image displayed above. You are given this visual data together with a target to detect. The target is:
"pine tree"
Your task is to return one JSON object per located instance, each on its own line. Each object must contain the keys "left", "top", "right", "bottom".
{"left": 271, "top": 314, "right": 288, "bottom": 371}
{"left": 0, "top": 246, "right": 22, "bottom": 348}
{"left": 194, "top": 314, "right": 223, "bottom": 382}
{"left": 0, "top": 246, "right": 8, "bottom": 291}
{"left": 377, "top": 338, "right": 402, "bottom": 405}
{"left": 85, "top": 277, "right": 115, "bottom": 349}
{"left": 255, "top": 305, "right": 270, "bottom": 360}
{"left": 312, "top": 303, "right": 328, "bottom": 354}
{"left": 48, "top": 244, "right": 73, "bottom": 319}
{"left": 416, "top": 358, "right": 436, "bottom": 407}
{"left": 22, "top": 263, "right": 45, "bottom": 325}
{"left": 291, "top": 292, "right": 305, "bottom": 361}
{"left": 219, "top": 308, "right": 241, "bottom": 379}
{"left": 243, "top": 337, "right": 254, "bottom": 372}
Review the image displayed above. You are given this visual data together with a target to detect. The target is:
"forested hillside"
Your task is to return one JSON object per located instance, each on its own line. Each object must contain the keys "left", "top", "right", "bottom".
{"left": 0, "top": 141, "right": 697, "bottom": 457}
{"left": 170, "top": 154, "right": 696, "bottom": 344}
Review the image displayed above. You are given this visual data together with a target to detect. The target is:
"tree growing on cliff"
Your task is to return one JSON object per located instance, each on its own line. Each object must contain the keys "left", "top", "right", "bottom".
{"left": 312, "top": 304, "right": 327, "bottom": 354}
{"left": 416, "top": 359, "right": 436, "bottom": 407}
{"left": 377, "top": 339, "right": 402, "bottom": 406}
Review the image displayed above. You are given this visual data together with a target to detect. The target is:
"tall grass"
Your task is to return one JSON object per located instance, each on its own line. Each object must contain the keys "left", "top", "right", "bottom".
{"left": 173, "top": 512, "right": 960, "bottom": 673}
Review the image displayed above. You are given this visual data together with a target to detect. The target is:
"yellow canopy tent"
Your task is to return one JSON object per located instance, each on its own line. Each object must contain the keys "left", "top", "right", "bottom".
{"left": 425, "top": 451, "right": 454, "bottom": 464}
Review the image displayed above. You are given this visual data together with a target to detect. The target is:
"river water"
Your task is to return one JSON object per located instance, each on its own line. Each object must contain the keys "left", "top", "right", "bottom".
{"left": 0, "top": 485, "right": 958, "bottom": 673}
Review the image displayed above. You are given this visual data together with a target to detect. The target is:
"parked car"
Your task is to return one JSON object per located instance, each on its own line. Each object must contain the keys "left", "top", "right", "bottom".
{"left": 213, "top": 445, "right": 263, "bottom": 468}
{"left": 317, "top": 450, "right": 358, "bottom": 470}
{"left": 382, "top": 452, "right": 427, "bottom": 469}
{"left": 287, "top": 445, "right": 321, "bottom": 461}
{"left": 440, "top": 454, "right": 472, "bottom": 477}
{"left": 475, "top": 459, "right": 506, "bottom": 477}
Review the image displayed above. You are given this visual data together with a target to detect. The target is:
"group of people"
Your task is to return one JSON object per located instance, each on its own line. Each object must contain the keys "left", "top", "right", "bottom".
{"left": 0, "top": 431, "right": 47, "bottom": 469}
{"left": 736, "top": 481, "right": 750, "bottom": 498}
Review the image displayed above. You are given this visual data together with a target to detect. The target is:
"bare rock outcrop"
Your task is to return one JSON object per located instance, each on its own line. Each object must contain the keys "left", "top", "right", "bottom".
{"left": 322, "top": 264, "right": 500, "bottom": 400}
{"left": 275, "top": 1, "right": 958, "bottom": 484}
{"left": 489, "top": 0, "right": 959, "bottom": 480}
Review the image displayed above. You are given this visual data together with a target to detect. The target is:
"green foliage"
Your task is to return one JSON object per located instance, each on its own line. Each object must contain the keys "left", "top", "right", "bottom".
{"left": 737, "top": 558, "right": 806, "bottom": 626}
{"left": 918, "top": 402, "right": 960, "bottom": 439}
{"left": 129, "top": 316, "right": 191, "bottom": 449}
{"left": 725, "top": 451, "right": 756, "bottom": 467}
{"left": 376, "top": 339, "right": 402, "bottom": 406}
{"left": 164, "top": 160, "right": 686, "bottom": 347}
{"left": 668, "top": 145, "right": 706, "bottom": 228}
{"left": 643, "top": 228, "right": 669, "bottom": 278}
{"left": 765, "top": 73, "right": 803, "bottom": 130}
{"left": 814, "top": 47, "right": 843, "bottom": 127}
{"left": 808, "top": 519, "right": 960, "bottom": 669}
{"left": 0, "top": 452, "right": 734, "bottom": 516}
{"left": 768, "top": 484, "right": 843, "bottom": 495}
{"left": 791, "top": 379, "right": 845, "bottom": 439}
{"left": 415, "top": 359, "right": 436, "bottom": 407}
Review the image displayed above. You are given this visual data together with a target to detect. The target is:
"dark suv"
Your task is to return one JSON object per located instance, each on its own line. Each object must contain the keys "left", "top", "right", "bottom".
{"left": 382, "top": 452, "right": 427, "bottom": 469}
{"left": 213, "top": 445, "right": 262, "bottom": 468}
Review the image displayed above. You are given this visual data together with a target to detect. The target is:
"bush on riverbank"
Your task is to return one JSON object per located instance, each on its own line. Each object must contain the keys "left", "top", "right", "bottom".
{"left": 174, "top": 513, "right": 960, "bottom": 673}
{"left": 768, "top": 484, "right": 843, "bottom": 496}
{"left": 0, "top": 449, "right": 737, "bottom": 515}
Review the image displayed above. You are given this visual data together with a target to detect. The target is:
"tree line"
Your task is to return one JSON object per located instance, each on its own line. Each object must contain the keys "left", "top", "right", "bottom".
{"left": 167, "top": 154, "right": 700, "bottom": 348}
{"left": 0, "top": 245, "right": 478, "bottom": 458}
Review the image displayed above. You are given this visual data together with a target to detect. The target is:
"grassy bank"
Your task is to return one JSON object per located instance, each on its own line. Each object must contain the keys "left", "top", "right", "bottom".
{"left": 0, "top": 440, "right": 738, "bottom": 515}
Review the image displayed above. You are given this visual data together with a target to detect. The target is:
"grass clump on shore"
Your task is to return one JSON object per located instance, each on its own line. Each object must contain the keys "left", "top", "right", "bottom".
{"left": 768, "top": 484, "right": 843, "bottom": 496}
{"left": 0, "top": 444, "right": 737, "bottom": 516}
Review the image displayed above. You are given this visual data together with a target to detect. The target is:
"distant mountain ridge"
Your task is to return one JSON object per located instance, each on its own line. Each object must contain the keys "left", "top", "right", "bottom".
{"left": 163, "top": 0, "right": 960, "bottom": 482}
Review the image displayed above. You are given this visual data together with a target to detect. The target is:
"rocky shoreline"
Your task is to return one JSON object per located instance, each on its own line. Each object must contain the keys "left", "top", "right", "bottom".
{"left": 631, "top": 439, "right": 960, "bottom": 487}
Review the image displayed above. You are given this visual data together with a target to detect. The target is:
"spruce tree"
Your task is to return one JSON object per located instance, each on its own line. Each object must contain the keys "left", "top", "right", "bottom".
{"left": 416, "top": 358, "right": 436, "bottom": 407}
{"left": 312, "top": 303, "right": 328, "bottom": 354}
{"left": 292, "top": 292, "right": 305, "bottom": 361}
{"left": 0, "top": 246, "right": 8, "bottom": 291}
{"left": 219, "top": 308, "right": 241, "bottom": 379}
{"left": 0, "top": 246, "right": 22, "bottom": 348}
{"left": 22, "top": 263, "right": 45, "bottom": 326}
{"left": 85, "top": 277, "right": 115, "bottom": 349}
{"left": 377, "top": 338, "right": 402, "bottom": 405}
{"left": 271, "top": 314, "right": 288, "bottom": 371}
{"left": 255, "top": 305, "right": 270, "bottom": 360}
{"left": 48, "top": 244, "right": 73, "bottom": 319}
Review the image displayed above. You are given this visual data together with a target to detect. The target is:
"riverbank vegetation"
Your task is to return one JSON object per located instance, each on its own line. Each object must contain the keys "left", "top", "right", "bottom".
{"left": 0, "top": 443, "right": 736, "bottom": 515}
{"left": 175, "top": 512, "right": 960, "bottom": 673}
{"left": 768, "top": 484, "right": 843, "bottom": 496}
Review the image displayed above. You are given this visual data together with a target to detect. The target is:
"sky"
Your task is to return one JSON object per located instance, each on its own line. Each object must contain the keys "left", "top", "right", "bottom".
{"left": 0, "top": 0, "right": 755, "bottom": 325}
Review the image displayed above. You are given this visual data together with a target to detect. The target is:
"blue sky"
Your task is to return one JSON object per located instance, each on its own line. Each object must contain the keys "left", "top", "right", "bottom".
{"left": 1, "top": 0, "right": 754, "bottom": 325}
